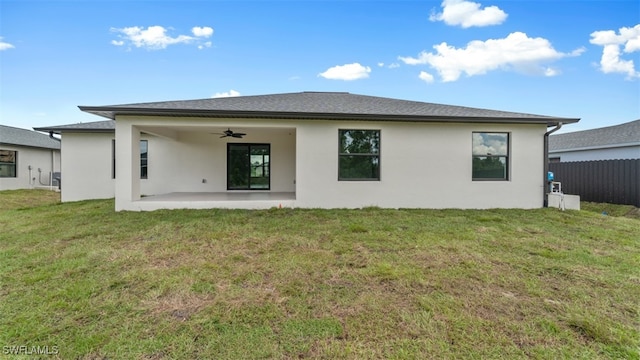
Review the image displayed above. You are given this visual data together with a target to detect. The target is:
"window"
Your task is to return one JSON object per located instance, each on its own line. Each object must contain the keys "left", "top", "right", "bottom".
{"left": 472, "top": 132, "right": 509, "bottom": 180}
{"left": 112, "top": 140, "right": 148, "bottom": 179}
{"left": 339, "top": 130, "right": 380, "bottom": 181}
{"left": 112, "top": 140, "right": 116, "bottom": 179}
{"left": 227, "top": 144, "right": 270, "bottom": 190}
{"left": 0, "top": 150, "right": 17, "bottom": 178}
{"left": 140, "top": 140, "right": 148, "bottom": 179}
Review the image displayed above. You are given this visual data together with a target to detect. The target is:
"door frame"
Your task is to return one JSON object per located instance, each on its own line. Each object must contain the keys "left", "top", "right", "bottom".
{"left": 226, "top": 143, "right": 271, "bottom": 190}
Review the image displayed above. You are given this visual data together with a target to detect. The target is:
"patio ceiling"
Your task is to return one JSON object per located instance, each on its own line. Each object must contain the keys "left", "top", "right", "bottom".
{"left": 137, "top": 124, "right": 296, "bottom": 140}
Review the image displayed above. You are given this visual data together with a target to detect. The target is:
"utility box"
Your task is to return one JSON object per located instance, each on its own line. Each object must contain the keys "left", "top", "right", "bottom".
{"left": 548, "top": 193, "right": 580, "bottom": 210}
{"left": 53, "top": 172, "right": 61, "bottom": 189}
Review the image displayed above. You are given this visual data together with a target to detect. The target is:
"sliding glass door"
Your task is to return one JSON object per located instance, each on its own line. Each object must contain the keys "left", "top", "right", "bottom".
{"left": 227, "top": 144, "right": 270, "bottom": 190}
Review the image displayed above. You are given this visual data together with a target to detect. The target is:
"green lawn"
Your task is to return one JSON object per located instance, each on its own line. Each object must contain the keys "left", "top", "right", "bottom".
{"left": 1, "top": 190, "right": 638, "bottom": 359}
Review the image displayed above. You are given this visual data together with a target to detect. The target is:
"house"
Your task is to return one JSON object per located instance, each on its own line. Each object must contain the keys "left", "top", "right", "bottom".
{"left": 548, "top": 119, "right": 639, "bottom": 208}
{"left": 34, "top": 92, "right": 579, "bottom": 211}
{"left": 0, "top": 125, "right": 61, "bottom": 191}
{"left": 549, "top": 119, "right": 640, "bottom": 162}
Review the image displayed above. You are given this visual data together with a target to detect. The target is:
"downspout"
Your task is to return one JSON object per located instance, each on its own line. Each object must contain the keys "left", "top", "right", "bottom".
{"left": 49, "top": 131, "right": 61, "bottom": 142}
{"left": 543, "top": 122, "right": 563, "bottom": 207}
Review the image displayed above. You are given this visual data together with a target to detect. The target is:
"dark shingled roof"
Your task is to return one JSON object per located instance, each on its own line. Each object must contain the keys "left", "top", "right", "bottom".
{"left": 549, "top": 119, "right": 640, "bottom": 151}
{"left": 76, "top": 92, "right": 578, "bottom": 126}
{"left": 33, "top": 120, "right": 115, "bottom": 134}
{"left": 0, "top": 125, "right": 61, "bottom": 149}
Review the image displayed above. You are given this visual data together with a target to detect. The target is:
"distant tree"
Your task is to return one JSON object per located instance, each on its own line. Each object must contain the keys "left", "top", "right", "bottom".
{"left": 340, "top": 130, "right": 380, "bottom": 179}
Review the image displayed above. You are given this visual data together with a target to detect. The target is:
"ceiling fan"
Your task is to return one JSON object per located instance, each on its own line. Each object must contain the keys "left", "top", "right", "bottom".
{"left": 214, "top": 128, "right": 246, "bottom": 138}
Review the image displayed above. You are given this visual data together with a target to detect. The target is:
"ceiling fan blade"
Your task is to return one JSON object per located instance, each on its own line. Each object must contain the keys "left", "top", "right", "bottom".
{"left": 212, "top": 129, "right": 245, "bottom": 139}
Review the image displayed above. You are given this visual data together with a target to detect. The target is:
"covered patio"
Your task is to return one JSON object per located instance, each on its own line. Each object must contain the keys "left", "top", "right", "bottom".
{"left": 112, "top": 119, "right": 297, "bottom": 211}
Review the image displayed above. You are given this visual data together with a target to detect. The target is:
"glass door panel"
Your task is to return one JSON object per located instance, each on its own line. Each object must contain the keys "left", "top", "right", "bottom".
{"left": 250, "top": 145, "right": 270, "bottom": 189}
{"left": 227, "top": 144, "right": 270, "bottom": 190}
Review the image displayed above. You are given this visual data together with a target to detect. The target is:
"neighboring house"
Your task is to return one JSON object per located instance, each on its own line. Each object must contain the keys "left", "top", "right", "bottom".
{"left": 34, "top": 92, "right": 579, "bottom": 211}
{"left": 549, "top": 119, "right": 640, "bottom": 162}
{"left": 0, "top": 125, "right": 61, "bottom": 191}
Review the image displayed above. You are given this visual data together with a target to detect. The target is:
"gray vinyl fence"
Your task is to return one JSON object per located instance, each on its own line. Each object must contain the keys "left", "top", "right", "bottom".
{"left": 549, "top": 159, "right": 640, "bottom": 207}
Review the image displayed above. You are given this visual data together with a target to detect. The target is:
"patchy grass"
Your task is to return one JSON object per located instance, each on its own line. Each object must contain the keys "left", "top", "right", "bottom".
{"left": 582, "top": 201, "right": 640, "bottom": 219}
{"left": 1, "top": 191, "right": 638, "bottom": 359}
{"left": 0, "top": 189, "right": 60, "bottom": 211}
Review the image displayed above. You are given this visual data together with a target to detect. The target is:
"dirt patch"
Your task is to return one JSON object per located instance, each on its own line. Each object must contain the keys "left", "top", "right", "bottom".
{"left": 624, "top": 207, "right": 640, "bottom": 219}
{"left": 144, "top": 292, "right": 214, "bottom": 321}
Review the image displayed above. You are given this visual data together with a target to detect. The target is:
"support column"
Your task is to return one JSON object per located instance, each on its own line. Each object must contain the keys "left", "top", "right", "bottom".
{"left": 115, "top": 121, "right": 141, "bottom": 211}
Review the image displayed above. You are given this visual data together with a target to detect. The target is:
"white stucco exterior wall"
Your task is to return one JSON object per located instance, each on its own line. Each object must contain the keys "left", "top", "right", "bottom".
{"left": 60, "top": 132, "right": 114, "bottom": 202}
{"left": 295, "top": 121, "right": 546, "bottom": 209}
{"left": 60, "top": 123, "right": 296, "bottom": 206}
{"left": 0, "top": 144, "right": 60, "bottom": 190}
{"left": 68, "top": 116, "right": 547, "bottom": 210}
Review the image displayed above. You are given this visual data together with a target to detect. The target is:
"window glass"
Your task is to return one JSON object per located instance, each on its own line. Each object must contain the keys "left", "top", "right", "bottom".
{"left": 111, "top": 140, "right": 148, "bottom": 179}
{"left": 472, "top": 132, "right": 509, "bottom": 180}
{"left": 140, "top": 140, "right": 148, "bottom": 179}
{"left": 0, "top": 150, "right": 17, "bottom": 178}
{"left": 339, "top": 156, "right": 379, "bottom": 180}
{"left": 340, "top": 130, "right": 380, "bottom": 154}
{"left": 228, "top": 144, "right": 270, "bottom": 190}
{"left": 112, "top": 140, "right": 116, "bottom": 179}
{"left": 339, "top": 130, "right": 380, "bottom": 180}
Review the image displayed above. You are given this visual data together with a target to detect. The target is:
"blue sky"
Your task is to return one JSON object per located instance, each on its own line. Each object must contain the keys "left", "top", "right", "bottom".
{"left": 1, "top": 0, "right": 638, "bottom": 133}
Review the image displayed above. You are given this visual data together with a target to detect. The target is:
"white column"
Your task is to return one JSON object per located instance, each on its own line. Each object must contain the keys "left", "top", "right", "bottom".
{"left": 115, "top": 121, "right": 141, "bottom": 211}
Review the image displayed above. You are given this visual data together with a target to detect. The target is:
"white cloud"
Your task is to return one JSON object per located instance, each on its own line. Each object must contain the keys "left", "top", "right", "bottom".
{"left": 111, "top": 25, "right": 214, "bottom": 50}
{"left": 473, "top": 133, "right": 507, "bottom": 155}
{"left": 192, "top": 26, "right": 214, "bottom": 38}
{"left": 0, "top": 37, "right": 15, "bottom": 50}
{"left": 378, "top": 62, "right": 401, "bottom": 69}
{"left": 430, "top": 0, "right": 507, "bottom": 28}
{"left": 198, "top": 42, "right": 212, "bottom": 50}
{"left": 212, "top": 90, "right": 241, "bottom": 98}
{"left": 544, "top": 67, "right": 559, "bottom": 77}
{"left": 399, "top": 32, "right": 583, "bottom": 82}
{"left": 589, "top": 24, "right": 640, "bottom": 79}
{"left": 318, "top": 63, "right": 371, "bottom": 81}
{"left": 418, "top": 71, "right": 435, "bottom": 83}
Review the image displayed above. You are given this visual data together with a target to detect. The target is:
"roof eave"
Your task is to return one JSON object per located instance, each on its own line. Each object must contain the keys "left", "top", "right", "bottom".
{"left": 0, "top": 142, "right": 60, "bottom": 150}
{"left": 78, "top": 106, "right": 579, "bottom": 126}
{"left": 32, "top": 126, "right": 115, "bottom": 134}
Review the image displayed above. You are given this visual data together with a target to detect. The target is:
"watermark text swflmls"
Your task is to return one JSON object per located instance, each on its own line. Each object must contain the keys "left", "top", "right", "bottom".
{"left": 3, "top": 345, "right": 60, "bottom": 355}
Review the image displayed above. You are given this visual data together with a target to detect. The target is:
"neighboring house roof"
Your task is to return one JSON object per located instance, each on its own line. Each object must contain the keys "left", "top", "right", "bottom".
{"left": 0, "top": 125, "right": 61, "bottom": 150}
{"left": 549, "top": 119, "right": 640, "bottom": 152}
{"left": 34, "top": 120, "right": 115, "bottom": 134}
{"left": 74, "top": 92, "right": 578, "bottom": 126}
